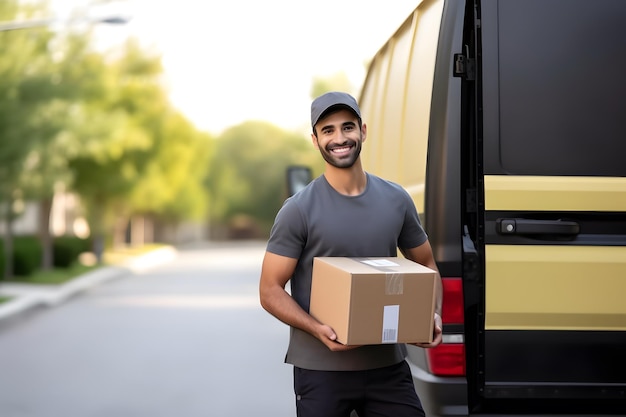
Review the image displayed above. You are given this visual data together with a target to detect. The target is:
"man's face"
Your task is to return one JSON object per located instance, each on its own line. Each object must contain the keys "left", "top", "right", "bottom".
{"left": 312, "top": 109, "right": 366, "bottom": 169}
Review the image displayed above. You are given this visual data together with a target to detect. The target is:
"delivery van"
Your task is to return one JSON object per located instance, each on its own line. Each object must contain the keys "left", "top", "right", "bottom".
{"left": 358, "top": 0, "right": 626, "bottom": 415}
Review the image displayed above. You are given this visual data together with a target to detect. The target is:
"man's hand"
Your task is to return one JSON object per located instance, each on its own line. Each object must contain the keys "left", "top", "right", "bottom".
{"left": 316, "top": 324, "right": 362, "bottom": 352}
{"left": 410, "top": 313, "right": 443, "bottom": 348}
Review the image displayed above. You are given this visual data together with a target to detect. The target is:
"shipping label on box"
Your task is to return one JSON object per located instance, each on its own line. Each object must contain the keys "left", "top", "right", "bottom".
{"left": 310, "top": 257, "right": 437, "bottom": 345}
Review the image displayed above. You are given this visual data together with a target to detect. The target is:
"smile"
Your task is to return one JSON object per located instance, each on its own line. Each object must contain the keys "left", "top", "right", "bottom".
{"left": 330, "top": 145, "right": 353, "bottom": 155}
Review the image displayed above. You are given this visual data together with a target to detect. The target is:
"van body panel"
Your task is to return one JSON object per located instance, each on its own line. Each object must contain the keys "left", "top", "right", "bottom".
{"left": 485, "top": 245, "right": 626, "bottom": 331}
{"left": 484, "top": 176, "right": 626, "bottom": 212}
{"left": 360, "top": 0, "right": 445, "bottom": 215}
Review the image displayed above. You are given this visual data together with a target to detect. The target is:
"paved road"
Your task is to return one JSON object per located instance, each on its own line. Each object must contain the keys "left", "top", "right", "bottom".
{"left": 0, "top": 241, "right": 295, "bottom": 417}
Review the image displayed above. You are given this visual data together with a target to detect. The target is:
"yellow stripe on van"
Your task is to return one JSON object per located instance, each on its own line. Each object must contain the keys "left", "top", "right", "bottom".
{"left": 484, "top": 176, "right": 626, "bottom": 212}
{"left": 485, "top": 245, "right": 626, "bottom": 331}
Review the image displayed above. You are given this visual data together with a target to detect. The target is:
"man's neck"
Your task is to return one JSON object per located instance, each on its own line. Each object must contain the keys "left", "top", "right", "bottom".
{"left": 323, "top": 161, "right": 367, "bottom": 196}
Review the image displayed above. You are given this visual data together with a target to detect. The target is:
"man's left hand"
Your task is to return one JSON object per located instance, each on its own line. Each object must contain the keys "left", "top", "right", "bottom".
{"left": 409, "top": 313, "right": 442, "bottom": 348}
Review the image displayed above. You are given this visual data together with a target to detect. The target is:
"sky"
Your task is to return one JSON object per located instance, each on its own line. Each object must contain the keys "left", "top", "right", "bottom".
{"left": 48, "top": 0, "right": 418, "bottom": 135}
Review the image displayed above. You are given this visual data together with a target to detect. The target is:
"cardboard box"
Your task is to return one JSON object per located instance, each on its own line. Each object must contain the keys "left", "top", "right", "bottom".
{"left": 310, "top": 257, "right": 437, "bottom": 345}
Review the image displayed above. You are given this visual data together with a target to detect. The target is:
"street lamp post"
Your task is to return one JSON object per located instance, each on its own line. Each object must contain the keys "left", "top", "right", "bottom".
{"left": 0, "top": 15, "right": 129, "bottom": 32}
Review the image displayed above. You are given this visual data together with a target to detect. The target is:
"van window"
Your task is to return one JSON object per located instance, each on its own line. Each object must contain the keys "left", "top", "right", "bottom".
{"left": 482, "top": 0, "right": 626, "bottom": 177}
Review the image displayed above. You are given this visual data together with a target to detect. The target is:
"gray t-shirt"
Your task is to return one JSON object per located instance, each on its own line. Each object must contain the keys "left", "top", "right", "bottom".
{"left": 266, "top": 172, "right": 428, "bottom": 371}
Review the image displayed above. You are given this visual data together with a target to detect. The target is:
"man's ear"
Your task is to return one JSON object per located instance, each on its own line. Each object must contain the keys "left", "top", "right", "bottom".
{"left": 311, "top": 132, "right": 320, "bottom": 149}
{"left": 361, "top": 123, "right": 367, "bottom": 143}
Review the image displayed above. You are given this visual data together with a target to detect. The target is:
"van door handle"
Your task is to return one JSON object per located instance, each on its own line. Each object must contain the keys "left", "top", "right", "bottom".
{"left": 496, "top": 219, "right": 580, "bottom": 235}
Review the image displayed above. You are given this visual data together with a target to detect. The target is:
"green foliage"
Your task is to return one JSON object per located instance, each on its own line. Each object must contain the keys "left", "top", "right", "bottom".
{"left": 53, "top": 236, "right": 90, "bottom": 268}
{"left": 0, "top": 1, "right": 100, "bottom": 272}
{"left": 0, "top": 0, "right": 211, "bottom": 254}
{"left": 310, "top": 72, "right": 356, "bottom": 99}
{"left": 129, "top": 108, "right": 212, "bottom": 222}
{"left": 12, "top": 236, "right": 42, "bottom": 277}
{"left": 0, "top": 1, "right": 57, "bottom": 205}
{"left": 8, "top": 262, "right": 97, "bottom": 285}
{"left": 64, "top": 40, "right": 212, "bottom": 238}
{"left": 207, "top": 121, "right": 323, "bottom": 235}
{"left": 151, "top": 134, "right": 213, "bottom": 223}
{"left": 0, "top": 241, "right": 4, "bottom": 279}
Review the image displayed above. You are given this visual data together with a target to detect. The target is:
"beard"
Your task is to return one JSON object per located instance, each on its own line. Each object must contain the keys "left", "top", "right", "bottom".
{"left": 318, "top": 136, "right": 363, "bottom": 169}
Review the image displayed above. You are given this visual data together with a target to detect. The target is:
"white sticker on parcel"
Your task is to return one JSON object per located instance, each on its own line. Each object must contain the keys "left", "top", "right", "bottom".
{"left": 382, "top": 305, "right": 400, "bottom": 343}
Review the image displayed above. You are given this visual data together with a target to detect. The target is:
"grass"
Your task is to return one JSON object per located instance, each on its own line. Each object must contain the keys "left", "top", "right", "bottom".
{"left": 0, "top": 244, "right": 168, "bottom": 305}
{"left": 7, "top": 262, "right": 100, "bottom": 285}
{"left": 3, "top": 244, "right": 167, "bottom": 287}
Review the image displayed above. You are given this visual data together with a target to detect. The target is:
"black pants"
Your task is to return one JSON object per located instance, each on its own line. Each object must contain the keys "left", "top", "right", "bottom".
{"left": 293, "top": 360, "right": 425, "bottom": 417}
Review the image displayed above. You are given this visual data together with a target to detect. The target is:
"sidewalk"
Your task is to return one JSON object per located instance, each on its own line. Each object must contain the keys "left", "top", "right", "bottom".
{"left": 0, "top": 245, "right": 178, "bottom": 324}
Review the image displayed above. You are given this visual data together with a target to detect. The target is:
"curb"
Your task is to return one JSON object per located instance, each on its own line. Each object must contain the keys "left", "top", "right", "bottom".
{"left": 0, "top": 246, "right": 178, "bottom": 324}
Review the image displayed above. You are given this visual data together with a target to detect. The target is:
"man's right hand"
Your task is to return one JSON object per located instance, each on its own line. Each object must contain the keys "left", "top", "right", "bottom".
{"left": 317, "top": 324, "right": 361, "bottom": 352}
{"left": 259, "top": 252, "right": 361, "bottom": 352}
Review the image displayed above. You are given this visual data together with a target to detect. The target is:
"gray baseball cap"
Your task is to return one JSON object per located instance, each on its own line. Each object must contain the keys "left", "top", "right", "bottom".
{"left": 310, "top": 91, "right": 361, "bottom": 130}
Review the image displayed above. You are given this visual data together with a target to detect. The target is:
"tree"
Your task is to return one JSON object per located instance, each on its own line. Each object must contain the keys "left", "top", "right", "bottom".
{"left": 0, "top": 0, "right": 58, "bottom": 277}
{"left": 206, "top": 121, "right": 323, "bottom": 237}
{"left": 67, "top": 39, "right": 212, "bottom": 258}
{"left": 16, "top": 29, "right": 104, "bottom": 270}
{"left": 310, "top": 71, "right": 355, "bottom": 100}
{"left": 135, "top": 112, "right": 213, "bottom": 225}
{"left": 65, "top": 104, "right": 151, "bottom": 261}
{"left": 0, "top": 1, "right": 213, "bottom": 272}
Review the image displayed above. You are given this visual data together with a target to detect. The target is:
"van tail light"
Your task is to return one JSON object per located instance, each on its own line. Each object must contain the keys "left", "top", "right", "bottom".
{"left": 426, "top": 277, "right": 466, "bottom": 376}
{"left": 441, "top": 277, "right": 464, "bottom": 324}
{"left": 427, "top": 344, "right": 466, "bottom": 376}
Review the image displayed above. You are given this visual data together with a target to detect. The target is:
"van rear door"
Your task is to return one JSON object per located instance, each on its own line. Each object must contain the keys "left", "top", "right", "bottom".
{"left": 462, "top": 0, "right": 626, "bottom": 414}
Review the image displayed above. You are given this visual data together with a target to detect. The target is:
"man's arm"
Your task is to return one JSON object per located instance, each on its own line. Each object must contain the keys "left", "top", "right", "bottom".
{"left": 259, "top": 251, "right": 357, "bottom": 351}
{"left": 401, "top": 240, "right": 443, "bottom": 348}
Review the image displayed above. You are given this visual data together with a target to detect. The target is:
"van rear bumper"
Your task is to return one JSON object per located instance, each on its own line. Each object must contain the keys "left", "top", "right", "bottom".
{"left": 408, "top": 360, "right": 468, "bottom": 417}
{"left": 408, "top": 360, "right": 625, "bottom": 417}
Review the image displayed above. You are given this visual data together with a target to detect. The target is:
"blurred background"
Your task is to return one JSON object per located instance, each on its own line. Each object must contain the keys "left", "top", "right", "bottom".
{"left": 0, "top": 2, "right": 421, "bottom": 414}
{"left": 0, "top": 0, "right": 416, "bottom": 278}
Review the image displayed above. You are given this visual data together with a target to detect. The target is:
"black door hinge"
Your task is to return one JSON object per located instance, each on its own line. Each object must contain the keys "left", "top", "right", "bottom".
{"left": 453, "top": 48, "right": 475, "bottom": 80}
